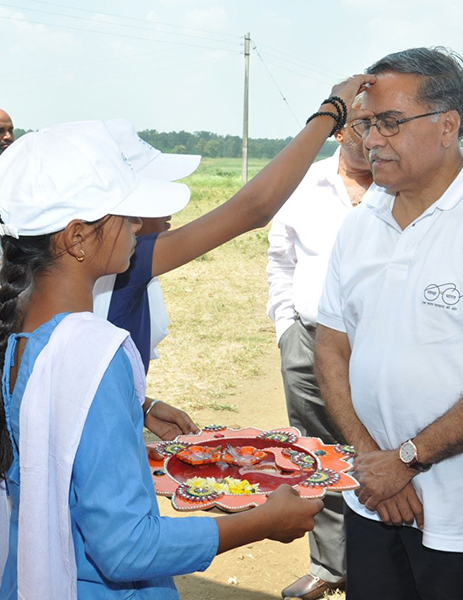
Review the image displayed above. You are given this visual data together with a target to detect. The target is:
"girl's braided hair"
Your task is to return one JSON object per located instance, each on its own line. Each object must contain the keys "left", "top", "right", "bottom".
{"left": 0, "top": 233, "right": 56, "bottom": 478}
{"left": 0, "top": 216, "right": 110, "bottom": 478}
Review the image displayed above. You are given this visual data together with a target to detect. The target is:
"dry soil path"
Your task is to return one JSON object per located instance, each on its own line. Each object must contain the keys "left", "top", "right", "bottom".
{"left": 156, "top": 344, "right": 342, "bottom": 600}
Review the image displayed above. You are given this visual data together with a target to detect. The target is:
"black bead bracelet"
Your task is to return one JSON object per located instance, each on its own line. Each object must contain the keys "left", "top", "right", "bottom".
{"left": 306, "top": 95, "right": 348, "bottom": 135}
{"left": 305, "top": 111, "right": 340, "bottom": 136}
{"left": 323, "top": 95, "right": 348, "bottom": 129}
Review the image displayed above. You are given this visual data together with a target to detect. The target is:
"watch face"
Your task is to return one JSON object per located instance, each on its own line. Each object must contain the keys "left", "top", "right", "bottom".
{"left": 400, "top": 441, "right": 416, "bottom": 464}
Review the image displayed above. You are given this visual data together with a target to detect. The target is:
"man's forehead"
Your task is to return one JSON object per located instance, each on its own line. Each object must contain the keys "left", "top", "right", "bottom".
{"left": 0, "top": 110, "right": 13, "bottom": 126}
{"left": 362, "top": 72, "right": 423, "bottom": 115}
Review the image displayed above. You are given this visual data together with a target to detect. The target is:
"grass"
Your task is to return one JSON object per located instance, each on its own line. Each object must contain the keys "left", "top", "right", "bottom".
{"left": 194, "top": 157, "right": 270, "bottom": 179}
{"left": 208, "top": 401, "right": 239, "bottom": 413}
{"left": 145, "top": 157, "right": 275, "bottom": 417}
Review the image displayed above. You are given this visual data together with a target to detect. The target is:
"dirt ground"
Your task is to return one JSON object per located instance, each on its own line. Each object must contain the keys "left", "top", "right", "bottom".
{"left": 153, "top": 344, "right": 345, "bottom": 600}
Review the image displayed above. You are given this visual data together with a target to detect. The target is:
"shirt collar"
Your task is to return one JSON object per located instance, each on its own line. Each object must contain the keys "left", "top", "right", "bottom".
{"left": 365, "top": 184, "right": 394, "bottom": 211}
{"left": 432, "top": 166, "right": 463, "bottom": 211}
{"left": 366, "top": 166, "right": 463, "bottom": 215}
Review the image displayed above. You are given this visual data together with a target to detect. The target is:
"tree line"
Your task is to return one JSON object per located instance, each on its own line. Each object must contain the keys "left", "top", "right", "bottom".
{"left": 13, "top": 128, "right": 338, "bottom": 160}
{"left": 138, "top": 129, "right": 337, "bottom": 159}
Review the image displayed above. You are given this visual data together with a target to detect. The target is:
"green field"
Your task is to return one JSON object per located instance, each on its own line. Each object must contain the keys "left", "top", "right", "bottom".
{"left": 195, "top": 148, "right": 335, "bottom": 180}
{"left": 146, "top": 157, "right": 277, "bottom": 418}
{"left": 146, "top": 152, "right": 337, "bottom": 421}
{"left": 195, "top": 157, "right": 270, "bottom": 179}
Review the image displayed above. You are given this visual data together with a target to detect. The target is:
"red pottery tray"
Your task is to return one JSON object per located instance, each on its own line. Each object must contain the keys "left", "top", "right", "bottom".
{"left": 147, "top": 425, "right": 358, "bottom": 513}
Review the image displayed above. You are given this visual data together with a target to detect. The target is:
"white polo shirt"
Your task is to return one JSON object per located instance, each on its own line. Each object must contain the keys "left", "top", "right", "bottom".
{"left": 318, "top": 170, "right": 463, "bottom": 552}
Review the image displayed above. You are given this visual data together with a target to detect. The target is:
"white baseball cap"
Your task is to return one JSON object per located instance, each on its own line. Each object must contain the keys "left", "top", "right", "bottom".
{"left": 0, "top": 120, "right": 194, "bottom": 238}
{"left": 105, "top": 118, "right": 201, "bottom": 181}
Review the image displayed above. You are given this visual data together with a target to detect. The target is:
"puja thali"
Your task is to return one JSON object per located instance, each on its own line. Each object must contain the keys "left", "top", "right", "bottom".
{"left": 147, "top": 425, "right": 358, "bottom": 512}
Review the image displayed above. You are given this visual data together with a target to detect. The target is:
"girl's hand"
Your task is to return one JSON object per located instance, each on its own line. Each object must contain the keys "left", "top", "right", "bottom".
{"left": 261, "top": 484, "right": 324, "bottom": 544}
{"left": 144, "top": 399, "right": 199, "bottom": 441}
{"left": 326, "top": 74, "right": 377, "bottom": 121}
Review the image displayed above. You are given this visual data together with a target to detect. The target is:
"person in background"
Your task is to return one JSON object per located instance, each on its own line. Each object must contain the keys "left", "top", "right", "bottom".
{"left": 0, "top": 111, "right": 13, "bottom": 155}
{"left": 93, "top": 120, "right": 201, "bottom": 440}
{"left": 267, "top": 116, "right": 372, "bottom": 600}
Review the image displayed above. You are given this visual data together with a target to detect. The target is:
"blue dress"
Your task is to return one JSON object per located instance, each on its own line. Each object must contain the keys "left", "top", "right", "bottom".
{"left": 0, "top": 314, "right": 219, "bottom": 599}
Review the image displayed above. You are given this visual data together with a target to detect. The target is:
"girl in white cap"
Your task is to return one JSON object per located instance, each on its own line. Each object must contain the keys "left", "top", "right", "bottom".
{"left": 0, "top": 74, "right": 374, "bottom": 600}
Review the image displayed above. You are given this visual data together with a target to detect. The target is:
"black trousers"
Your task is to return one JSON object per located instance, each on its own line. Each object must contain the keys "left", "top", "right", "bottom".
{"left": 345, "top": 506, "right": 463, "bottom": 600}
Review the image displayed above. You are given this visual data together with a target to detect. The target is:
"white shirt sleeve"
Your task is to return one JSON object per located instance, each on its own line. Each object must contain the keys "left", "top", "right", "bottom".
{"left": 266, "top": 215, "right": 298, "bottom": 342}
{"left": 317, "top": 226, "right": 347, "bottom": 333}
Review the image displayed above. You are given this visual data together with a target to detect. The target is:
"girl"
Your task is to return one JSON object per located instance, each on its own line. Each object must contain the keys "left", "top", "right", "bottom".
{"left": 0, "top": 74, "right": 374, "bottom": 600}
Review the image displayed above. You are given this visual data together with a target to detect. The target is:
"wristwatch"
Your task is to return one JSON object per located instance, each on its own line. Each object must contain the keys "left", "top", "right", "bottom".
{"left": 399, "top": 439, "right": 432, "bottom": 472}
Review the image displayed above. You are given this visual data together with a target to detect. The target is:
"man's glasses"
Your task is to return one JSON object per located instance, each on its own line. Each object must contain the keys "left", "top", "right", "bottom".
{"left": 345, "top": 122, "right": 363, "bottom": 139}
{"left": 351, "top": 110, "right": 446, "bottom": 138}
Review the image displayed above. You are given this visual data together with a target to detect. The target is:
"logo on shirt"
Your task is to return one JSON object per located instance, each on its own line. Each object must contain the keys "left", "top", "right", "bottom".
{"left": 422, "top": 282, "right": 462, "bottom": 310}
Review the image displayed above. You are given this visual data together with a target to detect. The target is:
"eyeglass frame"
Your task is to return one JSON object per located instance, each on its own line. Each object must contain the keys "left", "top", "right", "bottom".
{"left": 351, "top": 110, "right": 447, "bottom": 138}
{"left": 341, "top": 122, "right": 364, "bottom": 139}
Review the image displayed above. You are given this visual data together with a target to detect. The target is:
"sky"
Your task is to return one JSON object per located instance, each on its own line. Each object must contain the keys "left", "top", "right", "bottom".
{"left": 1, "top": 0, "right": 463, "bottom": 139}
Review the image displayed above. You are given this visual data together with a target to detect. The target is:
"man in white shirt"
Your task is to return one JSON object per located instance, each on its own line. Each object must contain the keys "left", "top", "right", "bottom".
{"left": 316, "top": 47, "right": 463, "bottom": 599}
{"left": 267, "top": 122, "right": 372, "bottom": 600}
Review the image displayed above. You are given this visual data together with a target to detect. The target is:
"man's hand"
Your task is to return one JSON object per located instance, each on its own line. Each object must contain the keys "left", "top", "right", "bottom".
{"left": 353, "top": 449, "right": 415, "bottom": 510}
{"left": 143, "top": 399, "right": 199, "bottom": 440}
{"left": 375, "top": 483, "right": 424, "bottom": 529}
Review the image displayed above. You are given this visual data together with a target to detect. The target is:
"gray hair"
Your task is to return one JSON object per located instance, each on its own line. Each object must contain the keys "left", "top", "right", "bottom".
{"left": 366, "top": 47, "right": 463, "bottom": 138}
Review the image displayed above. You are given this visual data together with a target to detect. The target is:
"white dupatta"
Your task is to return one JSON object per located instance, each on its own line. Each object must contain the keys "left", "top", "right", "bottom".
{"left": 1, "top": 312, "right": 146, "bottom": 600}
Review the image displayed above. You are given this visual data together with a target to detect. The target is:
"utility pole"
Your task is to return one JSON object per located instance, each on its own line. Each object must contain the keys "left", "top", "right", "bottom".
{"left": 241, "top": 32, "right": 250, "bottom": 184}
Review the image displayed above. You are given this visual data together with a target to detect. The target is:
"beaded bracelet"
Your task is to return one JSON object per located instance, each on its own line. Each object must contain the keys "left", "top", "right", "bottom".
{"left": 144, "top": 398, "right": 160, "bottom": 419}
{"left": 306, "top": 94, "right": 349, "bottom": 136}
{"left": 305, "top": 111, "right": 340, "bottom": 136}
{"left": 321, "top": 95, "right": 348, "bottom": 130}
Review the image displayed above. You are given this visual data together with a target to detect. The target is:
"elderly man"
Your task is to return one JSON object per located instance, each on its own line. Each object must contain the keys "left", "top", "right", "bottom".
{"left": 267, "top": 121, "right": 372, "bottom": 600}
{"left": 316, "top": 47, "right": 463, "bottom": 599}
{"left": 0, "top": 110, "right": 14, "bottom": 154}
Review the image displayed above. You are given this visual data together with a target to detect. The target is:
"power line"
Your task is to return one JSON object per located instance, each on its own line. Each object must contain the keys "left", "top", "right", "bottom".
{"left": 251, "top": 41, "right": 302, "bottom": 130}
{"left": 1, "top": 46, "right": 209, "bottom": 85}
{"left": 1, "top": 5, "right": 343, "bottom": 94}
{"left": 252, "top": 39, "right": 345, "bottom": 79}
{"left": 262, "top": 59, "right": 336, "bottom": 87}
{"left": 23, "top": 0, "right": 241, "bottom": 39}
{"left": 2, "top": 50, "right": 241, "bottom": 100}
{"left": 0, "top": 2, "right": 240, "bottom": 47}
{"left": 0, "top": 12, "right": 242, "bottom": 52}
{"left": 256, "top": 50, "right": 339, "bottom": 84}
{"left": 0, "top": 7, "right": 344, "bottom": 136}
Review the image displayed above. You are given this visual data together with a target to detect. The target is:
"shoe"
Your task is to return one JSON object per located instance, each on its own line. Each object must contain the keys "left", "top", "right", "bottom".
{"left": 281, "top": 573, "right": 346, "bottom": 600}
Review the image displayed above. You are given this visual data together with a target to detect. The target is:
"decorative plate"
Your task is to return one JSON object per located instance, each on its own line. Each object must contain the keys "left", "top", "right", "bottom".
{"left": 147, "top": 426, "right": 358, "bottom": 512}
{"left": 176, "top": 445, "right": 223, "bottom": 465}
